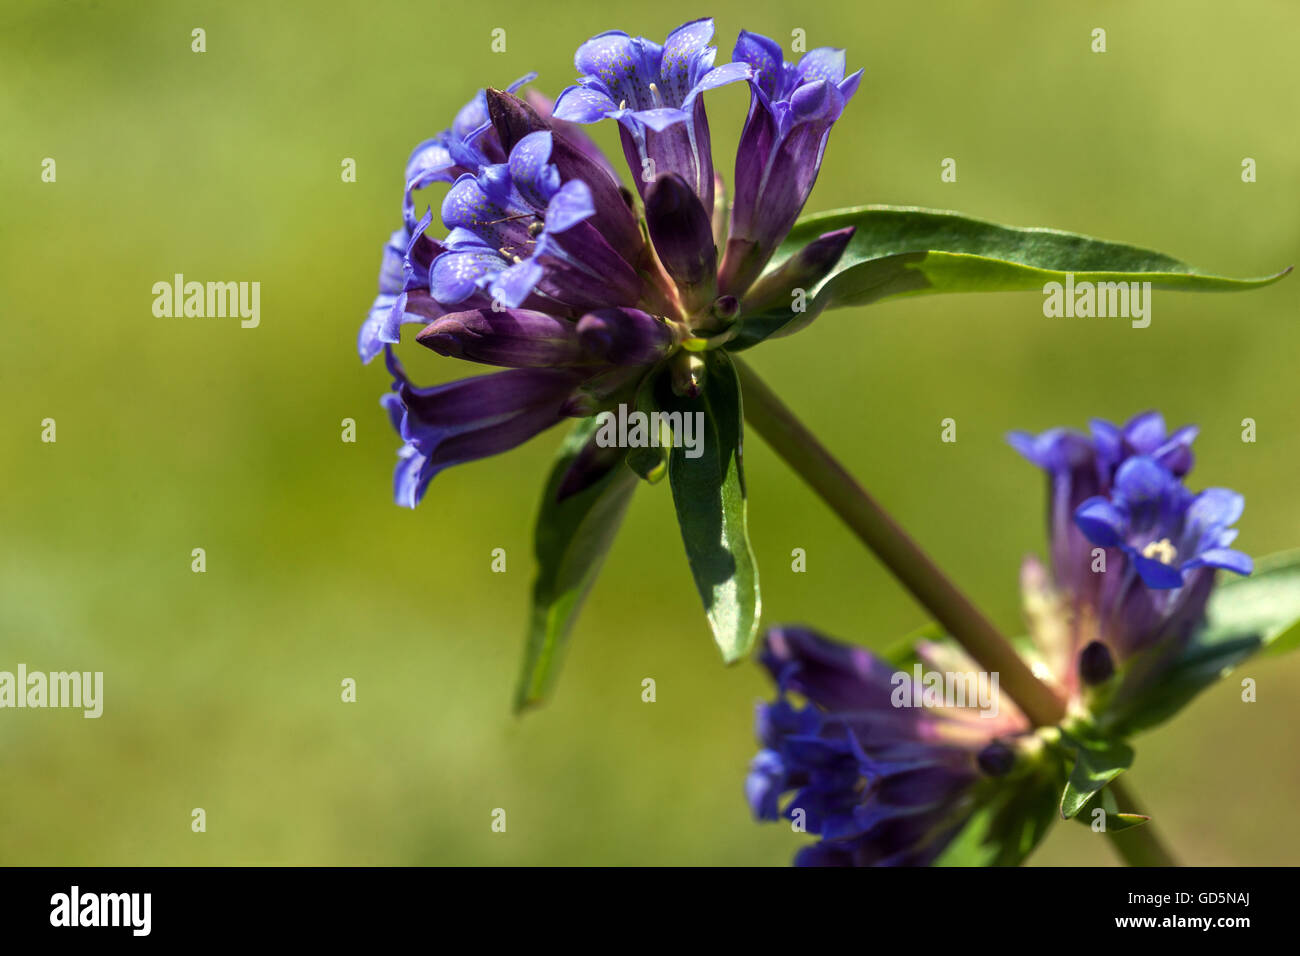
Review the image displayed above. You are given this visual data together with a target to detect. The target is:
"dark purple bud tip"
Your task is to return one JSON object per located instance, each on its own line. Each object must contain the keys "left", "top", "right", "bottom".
{"left": 976, "top": 740, "right": 1017, "bottom": 778}
{"left": 485, "top": 88, "right": 549, "bottom": 152}
{"left": 417, "top": 329, "right": 462, "bottom": 358}
{"left": 711, "top": 295, "right": 740, "bottom": 322}
{"left": 1079, "top": 641, "right": 1116, "bottom": 686}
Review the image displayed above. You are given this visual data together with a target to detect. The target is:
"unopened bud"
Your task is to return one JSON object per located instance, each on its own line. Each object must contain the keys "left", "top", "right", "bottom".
{"left": 1078, "top": 641, "right": 1115, "bottom": 686}
{"left": 977, "top": 740, "right": 1017, "bottom": 777}
{"left": 711, "top": 294, "right": 740, "bottom": 323}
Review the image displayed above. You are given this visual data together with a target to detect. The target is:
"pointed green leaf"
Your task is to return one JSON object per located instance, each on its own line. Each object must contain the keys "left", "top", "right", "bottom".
{"left": 1108, "top": 813, "right": 1151, "bottom": 831}
{"left": 514, "top": 417, "right": 638, "bottom": 712}
{"left": 1073, "top": 785, "right": 1150, "bottom": 832}
{"left": 663, "top": 352, "right": 761, "bottom": 661}
{"left": 1060, "top": 736, "right": 1134, "bottom": 820}
{"left": 730, "top": 205, "right": 1289, "bottom": 349}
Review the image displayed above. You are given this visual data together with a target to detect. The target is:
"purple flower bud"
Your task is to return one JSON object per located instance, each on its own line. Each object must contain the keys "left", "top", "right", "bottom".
{"left": 740, "top": 225, "right": 855, "bottom": 315}
{"left": 1078, "top": 641, "right": 1115, "bottom": 686}
{"left": 416, "top": 309, "right": 588, "bottom": 368}
{"left": 711, "top": 294, "right": 740, "bottom": 322}
{"left": 575, "top": 308, "right": 675, "bottom": 365}
{"left": 644, "top": 172, "right": 717, "bottom": 308}
{"left": 976, "top": 741, "right": 1017, "bottom": 777}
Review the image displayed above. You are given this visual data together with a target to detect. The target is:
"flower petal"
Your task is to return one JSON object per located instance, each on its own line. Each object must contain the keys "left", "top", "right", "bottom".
{"left": 1074, "top": 496, "right": 1128, "bottom": 547}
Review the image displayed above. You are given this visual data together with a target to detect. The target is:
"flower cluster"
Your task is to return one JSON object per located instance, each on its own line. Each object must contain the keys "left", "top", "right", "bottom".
{"left": 359, "top": 19, "right": 860, "bottom": 507}
{"left": 747, "top": 626, "right": 1030, "bottom": 866}
{"left": 1010, "top": 412, "right": 1250, "bottom": 697}
{"left": 748, "top": 411, "right": 1252, "bottom": 866}
{"left": 358, "top": 20, "right": 1279, "bottom": 870}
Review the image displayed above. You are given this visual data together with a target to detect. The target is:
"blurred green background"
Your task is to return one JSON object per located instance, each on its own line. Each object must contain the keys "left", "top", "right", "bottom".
{"left": 2, "top": 0, "right": 1297, "bottom": 865}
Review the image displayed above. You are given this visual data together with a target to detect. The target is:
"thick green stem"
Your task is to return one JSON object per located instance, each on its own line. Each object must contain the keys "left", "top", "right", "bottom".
{"left": 733, "top": 355, "right": 1178, "bottom": 866}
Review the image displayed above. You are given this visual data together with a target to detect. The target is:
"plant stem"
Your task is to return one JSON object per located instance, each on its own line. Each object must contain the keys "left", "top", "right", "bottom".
{"left": 1105, "top": 779, "right": 1178, "bottom": 866}
{"left": 733, "top": 356, "right": 1177, "bottom": 867}
{"left": 734, "top": 355, "right": 1065, "bottom": 726}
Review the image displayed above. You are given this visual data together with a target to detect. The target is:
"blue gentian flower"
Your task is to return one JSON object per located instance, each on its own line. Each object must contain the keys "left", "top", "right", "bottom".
{"left": 1008, "top": 411, "right": 1196, "bottom": 604}
{"left": 719, "top": 31, "right": 862, "bottom": 294}
{"left": 553, "top": 18, "right": 750, "bottom": 212}
{"left": 357, "top": 209, "right": 445, "bottom": 364}
{"left": 748, "top": 625, "right": 1030, "bottom": 867}
{"left": 1074, "top": 457, "right": 1251, "bottom": 589}
{"left": 380, "top": 348, "right": 592, "bottom": 508}
{"left": 361, "top": 22, "right": 859, "bottom": 507}
{"left": 433, "top": 131, "right": 643, "bottom": 311}
{"left": 1010, "top": 411, "right": 1251, "bottom": 700}
{"left": 402, "top": 73, "right": 536, "bottom": 230}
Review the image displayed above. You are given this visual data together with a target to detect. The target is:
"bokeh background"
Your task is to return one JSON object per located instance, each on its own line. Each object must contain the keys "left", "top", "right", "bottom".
{"left": 2, "top": 0, "right": 1297, "bottom": 865}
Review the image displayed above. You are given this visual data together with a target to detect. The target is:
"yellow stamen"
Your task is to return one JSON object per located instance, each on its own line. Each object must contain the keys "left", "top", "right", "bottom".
{"left": 1142, "top": 538, "right": 1177, "bottom": 564}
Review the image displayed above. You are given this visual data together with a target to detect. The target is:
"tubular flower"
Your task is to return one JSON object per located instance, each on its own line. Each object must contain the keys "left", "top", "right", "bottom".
{"left": 1009, "top": 412, "right": 1251, "bottom": 702}
{"left": 360, "top": 21, "right": 860, "bottom": 508}
{"left": 720, "top": 31, "right": 863, "bottom": 294}
{"left": 747, "top": 626, "right": 1031, "bottom": 867}
{"left": 552, "top": 17, "right": 750, "bottom": 213}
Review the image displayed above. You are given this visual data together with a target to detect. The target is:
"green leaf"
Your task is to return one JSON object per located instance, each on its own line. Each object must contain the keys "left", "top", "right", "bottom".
{"left": 1060, "top": 735, "right": 1134, "bottom": 820}
{"left": 1103, "top": 550, "right": 1300, "bottom": 736}
{"left": 730, "top": 205, "right": 1290, "bottom": 349}
{"left": 1073, "top": 785, "right": 1150, "bottom": 833}
{"left": 514, "top": 417, "right": 638, "bottom": 712}
{"left": 663, "top": 352, "right": 761, "bottom": 662}
{"left": 1106, "top": 813, "right": 1151, "bottom": 832}
{"left": 1204, "top": 549, "right": 1300, "bottom": 658}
